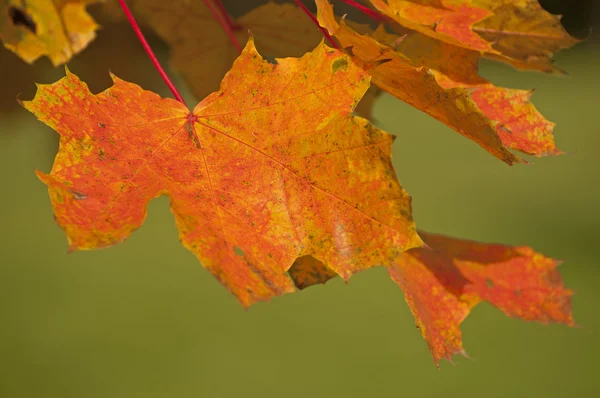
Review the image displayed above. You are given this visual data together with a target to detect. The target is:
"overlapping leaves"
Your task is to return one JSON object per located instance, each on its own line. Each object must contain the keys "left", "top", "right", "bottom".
{"left": 19, "top": 0, "right": 578, "bottom": 363}
{"left": 369, "top": 0, "right": 579, "bottom": 73}
{"left": 317, "top": 0, "right": 564, "bottom": 163}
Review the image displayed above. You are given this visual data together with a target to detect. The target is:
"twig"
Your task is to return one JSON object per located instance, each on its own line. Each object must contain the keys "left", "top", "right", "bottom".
{"left": 292, "top": 0, "right": 340, "bottom": 49}
{"left": 340, "top": 0, "right": 386, "bottom": 22}
{"left": 117, "top": 0, "right": 187, "bottom": 106}
{"left": 203, "top": 0, "right": 243, "bottom": 53}
{"left": 213, "top": 0, "right": 242, "bottom": 31}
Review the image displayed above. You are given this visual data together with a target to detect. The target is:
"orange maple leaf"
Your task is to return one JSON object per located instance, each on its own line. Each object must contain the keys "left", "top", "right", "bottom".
{"left": 22, "top": 39, "right": 422, "bottom": 308}
{"left": 291, "top": 231, "right": 574, "bottom": 364}
{"left": 389, "top": 232, "right": 574, "bottom": 363}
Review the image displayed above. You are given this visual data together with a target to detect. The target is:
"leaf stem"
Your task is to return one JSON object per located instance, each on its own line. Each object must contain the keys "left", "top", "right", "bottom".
{"left": 117, "top": 0, "right": 187, "bottom": 106}
{"left": 203, "top": 0, "right": 243, "bottom": 53}
{"left": 292, "top": 0, "right": 340, "bottom": 49}
{"left": 340, "top": 0, "right": 385, "bottom": 22}
{"left": 213, "top": 0, "right": 242, "bottom": 31}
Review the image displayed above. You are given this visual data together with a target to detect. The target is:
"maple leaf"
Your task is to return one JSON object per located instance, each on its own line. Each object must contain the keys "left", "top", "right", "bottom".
{"left": 368, "top": 0, "right": 579, "bottom": 73}
{"left": 291, "top": 231, "right": 574, "bottom": 364}
{"left": 316, "top": 0, "right": 560, "bottom": 163}
{"left": 0, "top": 0, "right": 100, "bottom": 66}
{"left": 389, "top": 231, "right": 574, "bottom": 363}
{"left": 22, "top": 38, "right": 422, "bottom": 307}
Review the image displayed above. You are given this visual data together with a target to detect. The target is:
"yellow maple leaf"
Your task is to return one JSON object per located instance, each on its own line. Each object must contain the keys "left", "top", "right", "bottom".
{"left": 0, "top": 0, "right": 100, "bottom": 66}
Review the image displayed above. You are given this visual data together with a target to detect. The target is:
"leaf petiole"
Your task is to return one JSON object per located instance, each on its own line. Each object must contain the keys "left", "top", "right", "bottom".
{"left": 213, "top": 0, "right": 243, "bottom": 32}
{"left": 117, "top": 0, "right": 187, "bottom": 106}
{"left": 203, "top": 0, "right": 243, "bottom": 53}
{"left": 340, "top": 0, "right": 386, "bottom": 22}
{"left": 292, "top": 0, "right": 340, "bottom": 49}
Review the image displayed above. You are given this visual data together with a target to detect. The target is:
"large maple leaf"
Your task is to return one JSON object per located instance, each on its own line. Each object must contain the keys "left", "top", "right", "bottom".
{"left": 368, "top": 0, "right": 579, "bottom": 73}
{"left": 291, "top": 231, "right": 574, "bottom": 364}
{"left": 317, "top": 0, "right": 560, "bottom": 163}
{"left": 0, "top": 0, "right": 100, "bottom": 65}
{"left": 23, "top": 39, "right": 422, "bottom": 307}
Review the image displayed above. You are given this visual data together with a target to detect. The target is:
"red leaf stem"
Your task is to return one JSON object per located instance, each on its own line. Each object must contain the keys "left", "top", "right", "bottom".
{"left": 292, "top": 0, "right": 340, "bottom": 49}
{"left": 203, "top": 0, "right": 243, "bottom": 53}
{"left": 213, "top": 0, "right": 242, "bottom": 31}
{"left": 340, "top": 0, "right": 386, "bottom": 22}
{"left": 117, "top": 0, "right": 187, "bottom": 106}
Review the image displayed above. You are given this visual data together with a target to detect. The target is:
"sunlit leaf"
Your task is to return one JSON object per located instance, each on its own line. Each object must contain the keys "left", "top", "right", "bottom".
{"left": 389, "top": 231, "right": 574, "bottom": 363}
{"left": 23, "top": 39, "right": 421, "bottom": 307}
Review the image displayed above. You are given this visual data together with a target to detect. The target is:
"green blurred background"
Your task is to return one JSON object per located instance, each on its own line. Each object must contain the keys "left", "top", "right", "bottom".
{"left": 1, "top": 1, "right": 599, "bottom": 397}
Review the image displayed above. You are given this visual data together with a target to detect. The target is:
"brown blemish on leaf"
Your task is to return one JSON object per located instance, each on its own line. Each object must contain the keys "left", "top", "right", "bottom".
{"left": 71, "top": 190, "right": 88, "bottom": 200}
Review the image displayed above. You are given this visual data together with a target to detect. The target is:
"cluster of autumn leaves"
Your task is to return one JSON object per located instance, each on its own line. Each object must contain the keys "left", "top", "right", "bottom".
{"left": 1, "top": 0, "right": 579, "bottom": 363}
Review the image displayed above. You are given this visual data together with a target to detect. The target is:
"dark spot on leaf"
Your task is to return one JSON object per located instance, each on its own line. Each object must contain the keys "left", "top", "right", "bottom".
{"left": 71, "top": 190, "right": 88, "bottom": 200}
{"left": 486, "top": 279, "right": 494, "bottom": 288}
{"left": 498, "top": 125, "right": 512, "bottom": 134}
{"left": 186, "top": 122, "right": 201, "bottom": 149}
{"left": 9, "top": 7, "right": 36, "bottom": 34}
{"left": 234, "top": 246, "right": 245, "bottom": 256}
{"left": 98, "top": 122, "right": 106, "bottom": 128}
{"left": 332, "top": 58, "right": 348, "bottom": 73}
